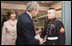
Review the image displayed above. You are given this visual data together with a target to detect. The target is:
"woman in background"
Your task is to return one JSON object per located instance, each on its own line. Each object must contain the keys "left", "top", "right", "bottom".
{"left": 1, "top": 9, "right": 17, "bottom": 45}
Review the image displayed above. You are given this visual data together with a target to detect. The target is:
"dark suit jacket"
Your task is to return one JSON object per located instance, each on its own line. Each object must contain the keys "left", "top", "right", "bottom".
{"left": 16, "top": 12, "right": 39, "bottom": 45}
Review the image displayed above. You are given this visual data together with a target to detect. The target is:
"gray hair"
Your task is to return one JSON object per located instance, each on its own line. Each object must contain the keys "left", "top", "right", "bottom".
{"left": 26, "top": 1, "right": 39, "bottom": 12}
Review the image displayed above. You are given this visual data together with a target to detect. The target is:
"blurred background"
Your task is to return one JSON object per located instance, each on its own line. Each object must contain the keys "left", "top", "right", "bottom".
{"left": 1, "top": 1, "right": 62, "bottom": 28}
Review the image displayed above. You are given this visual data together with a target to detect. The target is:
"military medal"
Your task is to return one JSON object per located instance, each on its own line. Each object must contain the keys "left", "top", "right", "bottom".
{"left": 49, "top": 30, "right": 51, "bottom": 35}
{"left": 47, "top": 29, "right": 48, "bottom": 31}
{"left": 50, "top": 32, "right": 52, "bottom": 35}
{"left": 50, "top": 24, "right": 55, "bottom": 30}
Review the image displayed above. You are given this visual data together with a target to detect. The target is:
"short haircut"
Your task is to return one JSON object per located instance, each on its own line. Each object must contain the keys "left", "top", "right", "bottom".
{"left": 48, "top": 8, "right": 56, "bottom": 11}
{"left": 7, "top": 9, "right": 17, "bottom": 16}
{"left": 7, "top": 9, "right": 17, "bottom": 19}
{"left": 26, "top": 1, "right": 39, "bottom": 12}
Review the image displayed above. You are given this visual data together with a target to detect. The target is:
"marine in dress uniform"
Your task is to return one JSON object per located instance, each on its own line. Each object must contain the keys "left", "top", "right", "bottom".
{"left": 41, "top": 18, "right": 65, "bottom": 45}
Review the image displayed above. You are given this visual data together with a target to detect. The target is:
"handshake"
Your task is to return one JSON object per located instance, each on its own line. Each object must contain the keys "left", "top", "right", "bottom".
{"left": 35, "top": 34, "right": 44, "bottom": 45}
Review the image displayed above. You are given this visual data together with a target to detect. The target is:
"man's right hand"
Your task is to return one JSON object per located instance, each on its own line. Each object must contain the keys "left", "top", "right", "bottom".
{"left": 39, "top": 38, "right": 44, "bottom": 45}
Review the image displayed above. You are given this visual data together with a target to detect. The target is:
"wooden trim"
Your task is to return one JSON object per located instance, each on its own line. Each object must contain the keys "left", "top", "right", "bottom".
{"left": 56, "top": 8, "right": 61, "bottom": 11}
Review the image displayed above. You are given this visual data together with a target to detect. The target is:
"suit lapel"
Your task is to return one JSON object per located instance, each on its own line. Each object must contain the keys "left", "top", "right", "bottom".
{"left": 25, "top": 12, "right": 34, "bottom": 27}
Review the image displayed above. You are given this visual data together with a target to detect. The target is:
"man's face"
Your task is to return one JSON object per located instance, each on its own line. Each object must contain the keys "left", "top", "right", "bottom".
{"left": 32, "top": 6, "right": 39, "bottom": 17}
{"left": 47, "top": 10, "right": 56, "bottom": 19}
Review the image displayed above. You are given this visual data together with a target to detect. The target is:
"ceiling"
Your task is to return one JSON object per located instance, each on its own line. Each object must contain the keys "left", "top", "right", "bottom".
{"left": 1, "top": 1, "right": 61, "bottom": 7}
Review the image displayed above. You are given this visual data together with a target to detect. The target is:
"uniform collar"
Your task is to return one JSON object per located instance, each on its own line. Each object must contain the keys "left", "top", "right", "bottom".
{"left": 51, "top": 18, "right": 56, "bottom": 21}
{"left": 26, "top": 11, "right": 32, "bottom": 19}
{"left": 47, "top": 18, "right": 56, "bottom": 23}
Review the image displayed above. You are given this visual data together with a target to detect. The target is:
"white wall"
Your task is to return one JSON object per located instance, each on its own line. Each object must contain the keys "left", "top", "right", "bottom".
{"left": 50, "top": 2, "right": 62, "bottom": 21}
{"left": 50, "top": 2, "right": 62, "bottom": 9}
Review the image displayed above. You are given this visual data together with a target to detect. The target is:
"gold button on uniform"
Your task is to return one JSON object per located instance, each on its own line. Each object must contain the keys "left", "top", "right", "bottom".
{"left": 47, "top": 32, "right": 48, "bottom": 34}
{"left": 47, "top": 29, "right": 48, "bottom": 31}
{"left": 48, "top": 26, "right": 49, "bottom": 28}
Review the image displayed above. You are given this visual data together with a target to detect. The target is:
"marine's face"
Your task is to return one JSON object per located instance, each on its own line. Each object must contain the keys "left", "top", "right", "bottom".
{"left": 47, "top": 10, "right": 56, "bottom": 19}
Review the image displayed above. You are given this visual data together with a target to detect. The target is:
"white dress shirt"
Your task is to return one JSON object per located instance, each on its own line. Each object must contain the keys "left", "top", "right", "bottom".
{"left": 26, "top": 11, "right": 32, "bottom": 19}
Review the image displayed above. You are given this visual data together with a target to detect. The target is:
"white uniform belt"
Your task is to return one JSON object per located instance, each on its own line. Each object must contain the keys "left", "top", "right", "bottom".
{"left": 48, "top": 37, "right": 58, "bottom": 40}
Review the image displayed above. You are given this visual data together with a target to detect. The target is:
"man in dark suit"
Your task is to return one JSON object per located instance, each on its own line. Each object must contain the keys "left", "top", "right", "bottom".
{"left": 16, "top": 1, "right": 43, "bottom": 45}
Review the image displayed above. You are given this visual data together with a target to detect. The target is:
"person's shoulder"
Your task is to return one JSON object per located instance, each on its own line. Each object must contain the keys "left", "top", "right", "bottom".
{"left": 18, "top": 12, "right": 28, "bottom": 20}
{"left": 3, "top": 20, "right": 9, "bottom": 25}
{"left": 56, "top": 19, "right": 63, "bottom": 24}
{"left": 18, "top": 13, "right": 25, "bottom": 18}
{"left": 19, "top": 12, "right": 27, "bottom": 17}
